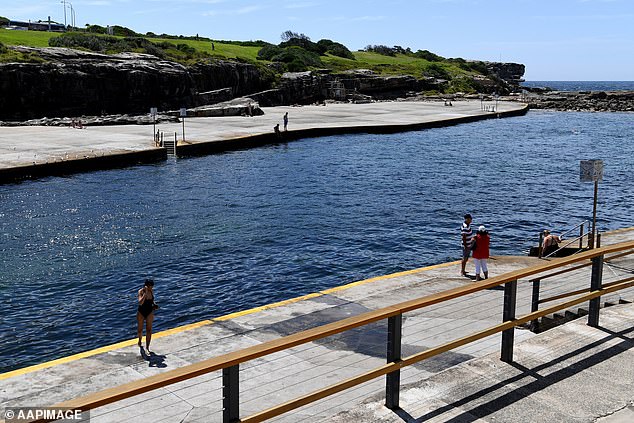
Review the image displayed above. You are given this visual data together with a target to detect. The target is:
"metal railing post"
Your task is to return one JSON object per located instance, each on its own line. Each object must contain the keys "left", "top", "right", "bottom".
{"left": 223, "top": 365, "right": 240, "bottom": 423}
{"left": 385, "top": 314, "right": 402, "bottom": 410}
{"left": 579, "top": 223, "right": 584, "bottom": 249}
{"left": 501, "top": 280, "right": 517, "bottom": 362}
{"left": 530, "top": 279, "right": 540, "bottom": 332}
{"left": 588, "top": 253, "right": 604, "bottom": 328}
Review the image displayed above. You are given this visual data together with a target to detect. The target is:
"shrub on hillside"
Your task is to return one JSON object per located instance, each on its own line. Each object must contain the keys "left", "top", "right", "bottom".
{"left": 280, "top": 37, "right": 323, "bottom": 55}
{"left": 364, "top": 45, "right": 396, "bottom": 56}
{"left": 111, "top": 25, "right": 138, "bottom": 37}
{"left": 258, "top": 44, "right": 323, "bottom": 71}
{"left": 466, "top": 60, "right": 489, "bottom": 75}
{"left": 49, "top": 33, "right": 168, "bottom": 58}
{"left": 0, "top": 41, "right": 7, "bottom": 54}
{"left": 317, "top": 39, "right": 355, "bottom": 60}
{"left": 0, "top": 16, "right": 9, "bottom": 26}
{"left": 218, "top": 40, "right": 268, "bottom": 47}
{"left": 448, "top": 76, "right": 478, "bottom": 93}
{"left": 271, "top": 46, "right": 323, "bottom": 71}
{"left": 85, "top": 24, "right": 107, "bottom": 34}
{"left": 422, "top": 63, "right": 451, "bottom": 80}
{"left": 257, "top": 44, "right": 283, "bottom": 60}
{"left": 176, "top": 43, "right": 196, "bottom": 55}
{"left": 413, "top": 49, "right": 444, "bottom": 62}
{"left": 49, "top": 33, "right": 111, "bottom": 51}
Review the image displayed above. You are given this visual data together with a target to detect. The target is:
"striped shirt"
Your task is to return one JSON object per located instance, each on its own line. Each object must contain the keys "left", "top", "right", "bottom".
{"left": 461, "top": 222, "right": 473, "bottom": 247}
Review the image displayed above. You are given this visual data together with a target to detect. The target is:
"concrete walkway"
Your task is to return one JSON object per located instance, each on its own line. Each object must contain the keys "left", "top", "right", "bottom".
{"left": 1, "top": 228, "right": 633, "bottom": 422}
{"left": 0, "top": 100, "right": 525, "bottom": 176}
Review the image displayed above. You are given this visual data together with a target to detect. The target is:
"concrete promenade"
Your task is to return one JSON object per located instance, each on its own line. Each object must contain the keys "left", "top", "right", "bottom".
{"left": 0, "top": 100, "right": 527, "bottom": 182}
{"left": 1, "top": 228, "right": 633, "bottom": 422}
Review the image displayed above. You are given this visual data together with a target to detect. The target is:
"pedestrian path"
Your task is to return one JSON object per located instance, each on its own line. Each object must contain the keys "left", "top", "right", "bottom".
{"left": 0, "top": 101, "right": 527, "bottom": 182}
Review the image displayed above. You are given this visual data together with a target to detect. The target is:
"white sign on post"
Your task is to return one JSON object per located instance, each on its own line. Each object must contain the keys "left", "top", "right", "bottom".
{"left": 150, "top": 107, "right": 158, "bottom": 117}
{"left": 580, "top": 160, "right": 603, "bottom": 182}
{"left": 180, "top": 108, "right": 187, "bottom": 117}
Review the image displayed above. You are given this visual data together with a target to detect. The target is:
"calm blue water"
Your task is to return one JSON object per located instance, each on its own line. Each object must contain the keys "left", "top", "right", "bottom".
{"left": 522, "top": 81, "right": 634, "bottom": 91}
{"left": 1, "top": 110, "right": 634, "bottom": 373}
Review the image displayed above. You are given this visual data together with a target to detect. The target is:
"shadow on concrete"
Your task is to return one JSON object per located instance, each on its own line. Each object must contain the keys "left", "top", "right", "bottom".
{"left": 398, "top": 325, "right": 634, "bottom": 422}
{"left": 140, "top": 347, "right": 167, "bottom": 368}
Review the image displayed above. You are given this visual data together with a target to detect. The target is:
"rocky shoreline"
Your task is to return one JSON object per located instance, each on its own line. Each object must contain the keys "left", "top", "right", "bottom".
{"left": 521, "top": 90, "right": 634, "bottom": 112}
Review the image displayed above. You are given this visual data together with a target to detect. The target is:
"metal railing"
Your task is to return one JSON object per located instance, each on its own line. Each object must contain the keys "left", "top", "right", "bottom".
{"left": 30, "top": 240, "right": 634, "bottom": 423}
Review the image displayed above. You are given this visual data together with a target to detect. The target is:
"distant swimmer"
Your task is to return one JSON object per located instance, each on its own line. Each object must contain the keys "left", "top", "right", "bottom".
{"left": 137, "top": 278, "right": 158, "bottom": 351}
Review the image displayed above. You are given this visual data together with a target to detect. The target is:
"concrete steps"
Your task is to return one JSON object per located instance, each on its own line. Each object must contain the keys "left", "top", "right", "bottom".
{"left": 534, "top": 298, "right": 632, "bottom": 333}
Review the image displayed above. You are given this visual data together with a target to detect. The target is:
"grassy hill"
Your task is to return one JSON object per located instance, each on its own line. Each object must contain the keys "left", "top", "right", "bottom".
{"left": 0, "top": 28, "right": 491, "bottom": 93}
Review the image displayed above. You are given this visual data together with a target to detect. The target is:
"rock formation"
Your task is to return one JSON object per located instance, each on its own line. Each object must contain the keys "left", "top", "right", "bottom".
{"left": 523, "top": 90, "right": 634, "bottom": 112}
{"left": 0, "top": 47, "right": 271, "bottom": 121}
{"left": 0, "top": 46, "right": 526, "bottom": 122}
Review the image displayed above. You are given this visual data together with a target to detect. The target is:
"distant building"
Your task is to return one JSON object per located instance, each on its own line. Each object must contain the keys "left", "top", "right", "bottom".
{"left": 4, "top": 19, "right": 65, "bottom": 32}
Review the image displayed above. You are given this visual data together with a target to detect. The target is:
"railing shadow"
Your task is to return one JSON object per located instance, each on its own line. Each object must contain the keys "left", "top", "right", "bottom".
{"left": 400, "top": 325, "right": 634, "bottom": 422}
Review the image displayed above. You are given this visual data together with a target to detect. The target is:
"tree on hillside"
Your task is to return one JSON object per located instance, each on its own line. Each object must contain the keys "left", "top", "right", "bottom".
{"left": 280, "top": 30, "right": 310, "bottom": 42}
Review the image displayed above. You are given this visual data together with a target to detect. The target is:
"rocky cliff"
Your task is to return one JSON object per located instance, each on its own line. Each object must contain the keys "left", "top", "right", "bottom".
{"left": 485, "top": 62, "right": 525, "bottom": 86}
{"left": 0, "top": 47, "right": 271, "bottom": 120}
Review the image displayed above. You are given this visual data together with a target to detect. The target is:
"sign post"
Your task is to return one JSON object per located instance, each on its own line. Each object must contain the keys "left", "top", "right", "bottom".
{"left": 180, "top": 108, "right": 187, "bottom": 143}
{"left": 150, "top": 107, "right": 158, "bottom": 145}
{"left": 580, "top": 160, "right": 603, "bottom": 248}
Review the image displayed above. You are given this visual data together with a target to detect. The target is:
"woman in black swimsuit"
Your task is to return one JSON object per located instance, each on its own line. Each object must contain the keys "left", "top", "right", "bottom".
{"left": 137, "top": 279, "right": 157, "bottom": 351}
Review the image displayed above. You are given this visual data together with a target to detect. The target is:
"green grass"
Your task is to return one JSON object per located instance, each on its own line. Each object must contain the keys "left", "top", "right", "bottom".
{"left": 0, "top": 29, "right": 260, "bottom": 61}
{"left": 146, "top": 37, "right": 262, "bottom": 62}
{"left": 0, "top": 28, "right": 62, "bottom": 47}
{"left": 322, "top": 51, "right": 473, "bottom": 80}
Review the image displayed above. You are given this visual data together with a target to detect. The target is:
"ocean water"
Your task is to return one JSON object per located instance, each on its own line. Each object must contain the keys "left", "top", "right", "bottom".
{"left": 522, "top": 81, "right": 634, "bottom": 91}
{"left": 1, "top": 110, "right": 633, "bottom": 372}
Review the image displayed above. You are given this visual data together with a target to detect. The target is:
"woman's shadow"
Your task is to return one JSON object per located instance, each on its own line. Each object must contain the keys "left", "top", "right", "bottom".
{"left": 140, "top": 347, "right": 167, "bottom": 368}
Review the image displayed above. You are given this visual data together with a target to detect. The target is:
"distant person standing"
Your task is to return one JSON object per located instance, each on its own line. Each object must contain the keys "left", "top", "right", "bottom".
{"left": 137, "top": 279, "right": 158, "bottom": 351}
{"left": 472, "top": 225, "right": 490, "bottom": 281}
{"left": 283, "top": 112, "right": 289, "bottom": 131}
{"left": 461, "top": 213, "right": 473, "bottom": 277}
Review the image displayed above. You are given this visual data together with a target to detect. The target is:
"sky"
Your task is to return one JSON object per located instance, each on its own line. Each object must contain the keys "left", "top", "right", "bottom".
{"left": 2, "top": 0, "right": 633, "bottom": 80}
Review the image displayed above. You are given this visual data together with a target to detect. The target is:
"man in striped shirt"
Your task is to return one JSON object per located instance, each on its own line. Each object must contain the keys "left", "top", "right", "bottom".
{"left": 461, "top": 213, "right": 473, "bottom": 277}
